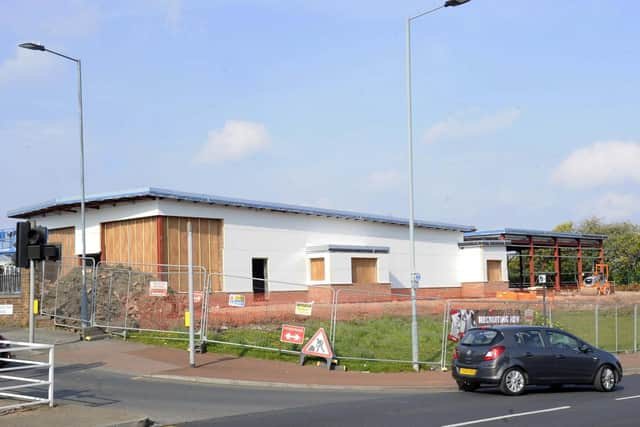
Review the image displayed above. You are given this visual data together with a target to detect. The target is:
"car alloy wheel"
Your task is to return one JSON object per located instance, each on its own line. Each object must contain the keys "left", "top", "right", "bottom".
{"left": 601, "top": 367, "right": 616, "bottom": 391}
{"left": 500, "top": 368, "right": 526, "bottom": 396}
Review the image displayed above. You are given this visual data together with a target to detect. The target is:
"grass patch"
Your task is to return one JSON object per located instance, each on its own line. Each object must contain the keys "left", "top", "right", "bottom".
{"left": 124, "top": 308, "right": 634, "bottom": 374}
{"left": 125, "top": 315, "right": 445, "bottom": 373}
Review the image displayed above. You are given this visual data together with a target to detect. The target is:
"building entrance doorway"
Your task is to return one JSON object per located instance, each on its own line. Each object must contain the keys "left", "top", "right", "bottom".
{"left": 252, "top": 258, "right": 268, "bottom": 299}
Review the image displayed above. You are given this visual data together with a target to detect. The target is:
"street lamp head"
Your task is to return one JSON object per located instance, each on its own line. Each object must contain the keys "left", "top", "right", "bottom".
{"left": 18, "top": 42, "right": 45, "bottom": 51}
{"left": 444, "top": 0, "right": 472, "bottom": 6}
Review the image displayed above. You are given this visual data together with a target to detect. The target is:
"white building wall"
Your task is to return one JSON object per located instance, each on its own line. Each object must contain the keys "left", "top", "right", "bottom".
{"left": 482, "top": 246, "right": 509, "bottom": 282}
{"left": 458, "top": 247, "right": 484, "bottom": 283}
{"left": 27, "top": 198, "right": 468, "bottom": 292}
{"left": 157, "top": 200, "right": 463, "bottom": 292}
{"left": 458, "top": 245, "right": 509, "bottom": 283}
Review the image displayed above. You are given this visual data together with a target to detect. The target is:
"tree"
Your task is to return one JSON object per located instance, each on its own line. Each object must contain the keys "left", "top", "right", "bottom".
{"left": 553, "top": 221, "right": 575, "bottom": 233}
{"left": 557, "top": 217, "right": 640, "bottom": 285}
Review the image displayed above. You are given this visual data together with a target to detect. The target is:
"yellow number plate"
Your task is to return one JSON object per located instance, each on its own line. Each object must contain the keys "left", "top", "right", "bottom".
{"left": 459, "top": 368, "right": 477, "bottom": 376}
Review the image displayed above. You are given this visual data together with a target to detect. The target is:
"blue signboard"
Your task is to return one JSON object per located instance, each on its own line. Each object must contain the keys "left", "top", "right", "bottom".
{"left": 0, "top": 228, "right": 16, "bottom": 255}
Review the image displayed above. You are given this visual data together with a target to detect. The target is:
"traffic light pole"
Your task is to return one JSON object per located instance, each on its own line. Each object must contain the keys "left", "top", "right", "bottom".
{"left": 29, "top": 259, "right": 35, "bottom": 343}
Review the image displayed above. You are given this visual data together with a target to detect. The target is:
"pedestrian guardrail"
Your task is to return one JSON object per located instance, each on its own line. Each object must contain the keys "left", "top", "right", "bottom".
{"left": 0, "top": 340, "right": 54, "bottom": 412}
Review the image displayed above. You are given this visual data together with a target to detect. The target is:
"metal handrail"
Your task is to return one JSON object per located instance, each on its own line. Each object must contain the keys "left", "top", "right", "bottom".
{"left": 0, "top": 340, "right": 54, "bottom": 412}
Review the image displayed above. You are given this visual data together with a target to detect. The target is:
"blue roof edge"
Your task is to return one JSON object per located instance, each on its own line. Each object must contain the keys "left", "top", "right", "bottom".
{"left": 465, "top": 228, "right": 607, "bottom": 240}
{"left": 7, "top": 187, "right": 476, "bottom": 233}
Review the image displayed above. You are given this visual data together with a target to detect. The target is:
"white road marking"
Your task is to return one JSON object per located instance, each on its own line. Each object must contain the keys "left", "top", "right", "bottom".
{"left": 615, "top": 394, "right": 640, "bottom": 401}
{"left": 440, "top": 406, "right": 572, "bottom": 427}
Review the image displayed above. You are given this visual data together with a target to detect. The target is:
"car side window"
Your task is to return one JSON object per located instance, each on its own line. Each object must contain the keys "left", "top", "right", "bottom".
{"left": 515, "top": 331, "right": 545, "bottom": 348}
{"left": 547, "top": 331, "right": 580, "bottom": 351}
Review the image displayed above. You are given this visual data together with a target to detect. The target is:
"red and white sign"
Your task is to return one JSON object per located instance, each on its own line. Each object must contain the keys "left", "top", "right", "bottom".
{"left": 149, "top": 281, "right": 168, "bottom": 297}
{"left": 280, "top": 325, "right": 305, "bottom": 345}
{"left": 193, "top": 291, "right": 203, "bottom": 304}
{"left": 302, "top": 327, "right": 333, "bottom": 359}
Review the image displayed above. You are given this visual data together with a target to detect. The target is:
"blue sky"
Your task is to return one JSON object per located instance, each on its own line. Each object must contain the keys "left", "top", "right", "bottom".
{"left": 2, "top": 0, "right": 640, "bottom": 230}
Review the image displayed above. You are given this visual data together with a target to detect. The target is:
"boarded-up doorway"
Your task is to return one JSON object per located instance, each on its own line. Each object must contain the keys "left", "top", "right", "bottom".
{"left": 351, "top": 258, "right": 377, "bottom": 284}
{"left": 487, "top": 260, "right": 503, "bottom": 282}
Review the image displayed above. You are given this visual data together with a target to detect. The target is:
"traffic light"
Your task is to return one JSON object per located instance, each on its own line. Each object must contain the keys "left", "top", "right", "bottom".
{"left": 15, "top": 222, "right": 57, "bottom": 268}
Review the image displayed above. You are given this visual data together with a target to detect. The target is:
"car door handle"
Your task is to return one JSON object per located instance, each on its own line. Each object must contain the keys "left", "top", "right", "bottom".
{"left": 525, "top": 352, "right": 534, "bottom": 358}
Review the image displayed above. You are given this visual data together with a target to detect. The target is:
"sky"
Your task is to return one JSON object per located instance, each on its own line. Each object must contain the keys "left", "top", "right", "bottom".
{"left": 2, "top": 0, "right": 640, "bottom": 230}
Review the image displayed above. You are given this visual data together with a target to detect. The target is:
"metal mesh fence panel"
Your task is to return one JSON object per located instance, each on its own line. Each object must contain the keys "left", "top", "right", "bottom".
{"left": 40, "top": 258, "right": 95, "bottom": 327}
{"left": 93, "top": 262, "right": 207, "bottom": 338}
{"left": 550, "top": 301, "right": 598, "bottom": 346}
{"left": 204, "top": 273, "right": 334, "bottom": 357}
{"left": 442, "top": 299, "right": 547, "bottom": 368}
{"left": 332, "top": 288, "right": 444, "bottom": 367}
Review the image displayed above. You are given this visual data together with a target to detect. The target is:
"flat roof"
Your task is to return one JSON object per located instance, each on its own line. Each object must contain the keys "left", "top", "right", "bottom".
{"left": 465, "top": 228, "right": 607, "bottom": 241}
{"left": 7, "top": 187, "right": 476, "bottom": 233}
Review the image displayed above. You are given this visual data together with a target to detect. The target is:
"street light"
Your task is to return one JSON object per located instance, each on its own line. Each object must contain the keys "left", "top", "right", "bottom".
{"left": 19, "top": 42, "right": 89, "bottom": 329}
{"left": 405, "top": 0, "right": 471, "bottom": 372}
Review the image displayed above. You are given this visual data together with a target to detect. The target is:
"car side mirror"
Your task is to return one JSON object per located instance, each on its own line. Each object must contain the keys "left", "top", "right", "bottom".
{"left": 579, "top": 344, "right": 591, "bottom": 353}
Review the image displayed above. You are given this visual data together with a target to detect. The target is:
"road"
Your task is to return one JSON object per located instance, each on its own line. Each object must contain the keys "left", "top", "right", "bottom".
{"left": 22, "top": 363, "right": 640, "bottom": 426}
{"left": 179, "top": 376, "right": 640, "bottom": 427}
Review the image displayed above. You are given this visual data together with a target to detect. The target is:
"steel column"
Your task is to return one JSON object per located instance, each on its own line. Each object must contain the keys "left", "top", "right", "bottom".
{"left": 554, "top": 238, "right": 560, "bottom": 290}
{"left": 528, "top": 237, "right": 535, "bottom": 287}
{"left": 577, "top": 239, "right": 583, "bottom": 287}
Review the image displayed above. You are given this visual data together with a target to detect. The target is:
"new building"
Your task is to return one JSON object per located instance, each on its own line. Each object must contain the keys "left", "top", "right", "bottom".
{"left": 7, "top": 187, "right": 605, "bottom": 299}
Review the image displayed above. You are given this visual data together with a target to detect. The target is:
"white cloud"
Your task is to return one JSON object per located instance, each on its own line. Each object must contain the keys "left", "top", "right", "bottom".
{"left": 164, "top": 0, "right": 183, "bottom": 28}
{"left": 577, "top": 192, "right": 640, "bottom": 221}
{"left": 0, "top": 48, "right": 59, "bottom": 87}
{"left": 196, "top": 120, "right": 270, "bottom": 164}
{"left": 365, "top": 169, "right": 403, "bottom": 192}
{"left": 552, "top": 141, "right": 640, "bottom": 189}
{"left": 423, "top": 108, "right": 521, "bottom": 144}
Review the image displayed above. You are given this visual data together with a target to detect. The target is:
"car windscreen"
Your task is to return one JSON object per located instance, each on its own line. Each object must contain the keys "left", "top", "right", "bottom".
{"left": 460, "top": 329, "right": 502, "bottom": 346}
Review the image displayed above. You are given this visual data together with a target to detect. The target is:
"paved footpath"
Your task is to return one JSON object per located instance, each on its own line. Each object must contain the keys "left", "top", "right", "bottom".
{"left": 2, "top": 327, "right": 640, "bottom": 426}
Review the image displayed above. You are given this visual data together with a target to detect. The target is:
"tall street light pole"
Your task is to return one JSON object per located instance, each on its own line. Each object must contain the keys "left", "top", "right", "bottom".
{"left": 18, "top": 42, "right": 89, "bottom": 329}
{"left": 406, "top": 0, "right": 471, "bottom": 372}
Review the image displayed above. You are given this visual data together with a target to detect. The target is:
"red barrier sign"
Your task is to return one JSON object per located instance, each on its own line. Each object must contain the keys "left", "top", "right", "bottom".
{"left": 280, "top": 325, "right": 305, "bottom": 345}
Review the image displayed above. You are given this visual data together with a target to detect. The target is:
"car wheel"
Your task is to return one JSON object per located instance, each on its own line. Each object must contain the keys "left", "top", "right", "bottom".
{"left": 499, "top": 368, "right": 526, "bottom": 396}
{"left": 457, "top": 379, "right": 479, "bottom": 392}
{"left": 594, "top": 365, "right": 617, "bottom": 392}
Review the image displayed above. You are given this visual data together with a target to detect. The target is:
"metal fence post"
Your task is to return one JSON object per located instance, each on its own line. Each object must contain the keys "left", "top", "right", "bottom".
{"left": 615, "top": 305, "right": 619, "bottom": 353}
{"left": 29, "top": 259, "right": 35, "bottom": 343}
{"left": 123, "top": 271, "right": 131, "bottom": 340}
{"left": 48, "top": 345, "right": 55, "bottom": 407}
{"left": 634, "top": 304, "right": 638, "bottom": 353}
{"left": 440, "top": 300, "right": 449, "bottom": 370}
{"left": 187, "top": 221, "right": 195, "bottom": 368}
{"left": 595, "top": 304, "right": 599, "bottom": 348}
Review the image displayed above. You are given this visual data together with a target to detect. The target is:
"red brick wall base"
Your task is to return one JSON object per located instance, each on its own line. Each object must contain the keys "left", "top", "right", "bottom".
{"left": 0, "top": 269, "right": 30, "bottom": 327}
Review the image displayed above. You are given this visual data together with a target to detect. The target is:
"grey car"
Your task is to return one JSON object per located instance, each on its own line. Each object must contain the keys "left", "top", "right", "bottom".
{"left": 451, "top": 325, "right": 623, "bottom": 395}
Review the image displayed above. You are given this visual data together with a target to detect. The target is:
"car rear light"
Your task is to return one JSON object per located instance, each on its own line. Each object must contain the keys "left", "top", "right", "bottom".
{"left": 483, "top": 345, "right": 505, "bottom": 361}
{"left": 453, "top": 347, "right": 459, "bottom": 359}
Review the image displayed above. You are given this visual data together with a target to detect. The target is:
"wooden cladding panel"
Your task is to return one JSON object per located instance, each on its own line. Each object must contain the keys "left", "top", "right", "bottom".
{"left": 487, "top": 260, "right": 503, "bottom": 282}
{"left": 102, "top": 217, "right": 158, "bottom": 271}
{"left": 47, "top": 227, "right": 75, "bottom": 260}
{"left": 351, "top": 258, "right": 378, "bottom": 284}
{"left": 163, "top": 217, "right": 223, "bottom": 292}
{"left": 310, "top": 258, "right": 325, "bottom": 281}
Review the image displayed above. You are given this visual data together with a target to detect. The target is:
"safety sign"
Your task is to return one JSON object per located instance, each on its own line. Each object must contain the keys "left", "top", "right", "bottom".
{"left": 228, "top": 294, "right": 246, "bottom": 308}
{"left": 280, "top": 324, "right": 305, "bottom": 345}
{"left": 149, "top": 281, "right": 168, "bottom": 297}
{"left": 295, "top": 302, "right": 313, "bottom": 316}
{"left": 302, "top": 327, "right": 333, "bottom": 358}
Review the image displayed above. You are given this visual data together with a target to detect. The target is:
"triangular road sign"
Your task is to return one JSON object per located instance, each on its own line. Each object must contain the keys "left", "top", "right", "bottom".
{"left": 301, "top": 327, "right": 333, "bottom": 359}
